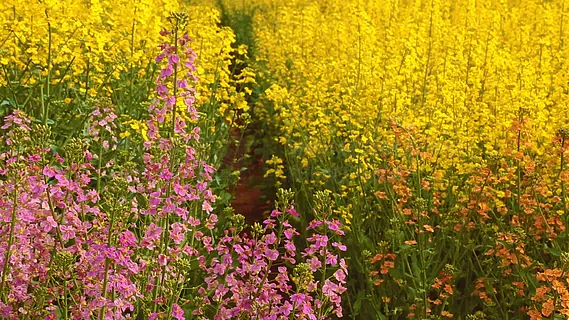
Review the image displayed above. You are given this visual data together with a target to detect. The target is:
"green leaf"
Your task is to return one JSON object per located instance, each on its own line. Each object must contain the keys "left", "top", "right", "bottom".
{"left": 376, "top": 312, "right": 388, "bottom": 320}
{"left": 244, "top": 134, "right": 255, "bottom": 151}
{"left": 545, "top": 244, "right": 561, "bottom": 257}
{"left": 353, "top": 290, "right": 365, "bottom": 313}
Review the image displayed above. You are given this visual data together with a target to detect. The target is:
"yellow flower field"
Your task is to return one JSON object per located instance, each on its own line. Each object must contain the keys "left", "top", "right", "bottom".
{"left": 253, "top": 0, "right": 569, "bottom": 166}
{"left": 0, "top": 0, "right": 250, "bottom": 134}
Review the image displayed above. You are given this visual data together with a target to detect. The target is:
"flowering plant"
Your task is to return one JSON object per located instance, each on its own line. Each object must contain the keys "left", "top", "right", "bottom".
{"left": 0, "top": 18, "right": 348, "bottom": 319}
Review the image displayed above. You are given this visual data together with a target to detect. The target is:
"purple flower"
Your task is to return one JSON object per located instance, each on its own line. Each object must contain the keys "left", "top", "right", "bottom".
{"left": 169, "top": 54, "right": 180, "bottom": 65}
{"left": 332, "top": 242, "right": 347, "bottom": 251}
{"left": 169, "top": 222, "right": 186, "bottom": 244}
{"left": 141, "top": 223, "right": 162, "bottom": 250}
{"left": 161, "top": 65, "right": 173, "bottom": 77}
{"left": 59, "top": 225, "right": 76, "bottom": 241}
{"left": 172, "top": 303, "right": 185, "bottom": 320}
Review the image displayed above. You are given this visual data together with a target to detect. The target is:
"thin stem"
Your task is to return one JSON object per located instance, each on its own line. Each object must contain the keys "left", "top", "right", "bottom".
{"left": 84, "top": 54, "right": 90, "bottom": 101}
{"left": 96, "top": 145, "right": 103, "bottom": 193}
{"left": 99, "top": 199, "right": 118, "bottom": 320}
{"left": 43, "top": 9, "right": 52, "bottom": 125}
{"left": 0, "top": 173, "right": 18, "bottom": 302}
{"left": 561, "top": 136, "right": 567, "bottom": 216}
{"left": 171, "top": 27, "right": 179, "bottom": 139}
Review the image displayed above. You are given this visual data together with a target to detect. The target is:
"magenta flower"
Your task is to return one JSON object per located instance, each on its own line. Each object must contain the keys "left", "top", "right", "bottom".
{"left": 141, "top": 223, "right": 162, "bottom": 250}
{"left": 172, "top": 303, "right": 185, "bottom": 320}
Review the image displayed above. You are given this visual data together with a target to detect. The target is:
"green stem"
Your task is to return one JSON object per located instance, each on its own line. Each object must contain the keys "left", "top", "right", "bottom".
{"left": 84, "top": 55, "right": 90, "bottom": 101}
{"left": 516, "top": 111, "right": 523, "bottom": 213}
{"left": 171, "top": 26, "right": 179, "bottom": 140}
{"left": 99, "top": 200, "right": 118, "bottom": 319}
{"left": 153, "top": 23, "right": 181, "bottom": 314}
{"left": 561, "top": 137, "right": 567, "bottom": 217}
{"left": 43, "top": 10, "right": 52, "bottom": 125}
{"left": 0, "top": 174, "right": 18, "bottom": 302}
{"left": 96, "top": 143, "right": 104, "bottom": 193}
{"left": 129, "top": 11, "right": 137, "bottom": 113}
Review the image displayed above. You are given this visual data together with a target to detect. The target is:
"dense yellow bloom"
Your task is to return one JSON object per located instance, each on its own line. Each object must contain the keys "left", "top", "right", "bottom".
{"left": 1, "top": 1, "right": 253, "bottom": 158}
{"left": 1, "top": 0, "right": 179, "bottom": 90}
{"left": 215, "top": 0, "right": 569, "bottom": 224}
{"left": 0, "top": 1, "right": 250, "bottom": 113}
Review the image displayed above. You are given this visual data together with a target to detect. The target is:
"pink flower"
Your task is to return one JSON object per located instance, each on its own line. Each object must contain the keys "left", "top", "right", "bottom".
{"left": 307, "top": 257, "right": 322, "bottom": 272}
{"left": 202, "top": 200, "right": 213, "bottom": 213}
{"left": 41, "top": 215, "right": 58, "bottom": 232}
{"left": 264, "top": 232, "right": 277, "bottom": 245}
{"left": 265, "top": 248, "right": 279, "bottom": 261}
{"left": 325, "top": 219, "right": 344, "bottom": 235}
{"left": 333, "top": 269, "right": 346, "bottom": 282}
{"left": 59, "top": 225, "right": 76, "bottom": 241}
{"left": 169, "top": 54, "right": 180, "bottom": 65}
{"left": 141, "top": 223, "right": 162, "bottom": 250}
{"left": 148, "top": 312, "right": 161, "bottom": 320}
{"left": 325, "top": 253, "right": 338, "bottom": 266}
{"left": 158, "top": 254, "right": 168, "bottom": 266}
{"left": 172, "top": 303, "right": 185, "bottom": 320}
{"left": 161, "top": 65, "right": 173, "bottom": 77}
{"left": 169, "top": 222, "right": 186, "bottom": 244}
{"left": 119, "top": 230, "right": 139, "bottom": 248}
{"left": 307, "top": 220, "right": 322, "bottom": 230}
{"left": 332, "top": 242, "right": 347, "bottom": 251}
{"left": 285, "top": 206, "right": 299, "bottom": 217}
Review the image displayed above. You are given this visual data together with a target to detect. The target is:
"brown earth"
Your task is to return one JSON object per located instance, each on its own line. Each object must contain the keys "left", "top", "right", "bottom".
{"left": 224, "top": 128, "right": 272, "bottom": 224}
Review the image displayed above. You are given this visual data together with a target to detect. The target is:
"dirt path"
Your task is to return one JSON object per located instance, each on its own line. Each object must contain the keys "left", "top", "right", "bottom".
{"left": 223, "top": 128, "right": 272, "bottom": 224}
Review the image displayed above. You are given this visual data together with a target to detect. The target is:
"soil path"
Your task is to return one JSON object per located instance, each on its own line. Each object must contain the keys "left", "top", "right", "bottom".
{"left": 217, "top": 3, "right": 273, "bottom": 224}
{"left": 224, "top": 129, "right": 272, "bottom": 224}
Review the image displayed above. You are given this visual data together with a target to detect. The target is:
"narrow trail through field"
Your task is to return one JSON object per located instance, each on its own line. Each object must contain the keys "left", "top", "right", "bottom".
{"left": 225, "top": 130, "right": 271, "bottom": 224}
{"left": 217, "top": 3, "right": 274, "bottom": 224}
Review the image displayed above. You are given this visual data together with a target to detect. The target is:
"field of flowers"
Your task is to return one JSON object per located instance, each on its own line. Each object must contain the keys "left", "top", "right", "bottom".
{"left": 2, "top": 0, "right": 569, "bottom": 319}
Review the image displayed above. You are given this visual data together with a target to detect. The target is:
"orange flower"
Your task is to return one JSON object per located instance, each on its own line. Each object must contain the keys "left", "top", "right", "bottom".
{"left": 373, "top": 279, "right": 384, "bottom": 286}
{"left": 532, "top": 286, "right": 552, "bottom": 302}
{"left": 375, "top": 191, "right": 387, "bottom": 199}
{"left": 381, "top": 261, "right": 395, "bottom": 274}
{"left": 541, "top": 298, "right": 555, "bottom": 317}
{"left": 527, "top": 308, "right": 543, "bottom": 320}
{"left": 444, "top": 284, "right": 454, "bottom": 295}
{"left": 512, "top": 281, "right": 526, "bottom": 296}
{"left": 370, "top": 254, "right": 385, "bottom": 264}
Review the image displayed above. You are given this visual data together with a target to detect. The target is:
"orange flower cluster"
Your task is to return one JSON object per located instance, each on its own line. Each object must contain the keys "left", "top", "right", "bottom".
{"left": 528, "top": 269, "right": 569, "bottom": 319}
{"left": 369, "top": 252, "right": 397, "bottom": 287}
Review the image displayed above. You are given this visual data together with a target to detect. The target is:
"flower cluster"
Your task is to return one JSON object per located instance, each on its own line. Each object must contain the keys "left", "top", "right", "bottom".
{"left": 0, "top": 28, "right": 216, "bottom": 319}
{"left": 193, "top": 190, "right": 348, "bottom": 319}
{"left": 0, "top": 25, "right": 349, "bottom": 319}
